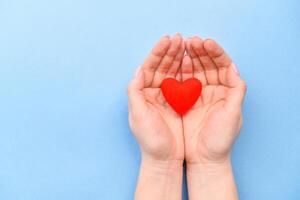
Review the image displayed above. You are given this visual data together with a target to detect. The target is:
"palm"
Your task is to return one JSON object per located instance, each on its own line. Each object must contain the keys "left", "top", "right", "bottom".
{"left": 182, "top": 37, "right": 246, "bottom": 163}
{"left": 184, "top": 85, "right": 240, "bottom": 162}
{"left": 128, "top": 34, "right": 185, "bottom": 161}
{"left": 140, "top": 87, "right": 183, "bottom": 160}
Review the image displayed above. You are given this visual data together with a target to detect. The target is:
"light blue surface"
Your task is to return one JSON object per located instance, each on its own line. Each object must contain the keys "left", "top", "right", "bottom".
{"left": 0, "top": 0, "right": 299, "bottom": 199}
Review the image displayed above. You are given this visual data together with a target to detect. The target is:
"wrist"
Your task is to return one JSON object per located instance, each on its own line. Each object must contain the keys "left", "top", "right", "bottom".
{"left": 135, "top": 158, "right": 183, "bottom": 200}
{"left": 186, "top": 156, "right": 232, "bottom": 174}
{"left": 186, "top": 157, "right": 238, "bottom": 200}
{"left": 140, "top": 158, "right": 183, "bottom": 175}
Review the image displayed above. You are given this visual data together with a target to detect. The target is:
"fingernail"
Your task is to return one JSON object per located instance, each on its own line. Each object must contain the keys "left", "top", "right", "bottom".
{"left": 231, "top": 63, "right": 240, "bottom": 75}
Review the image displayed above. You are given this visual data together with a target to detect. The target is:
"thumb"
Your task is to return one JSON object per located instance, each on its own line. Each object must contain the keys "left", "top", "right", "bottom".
{"left": 127, "top": 67, "right": 148, "bottom": 116}
{"left": 225, "top": 63, "right": 247, "bottom": 112}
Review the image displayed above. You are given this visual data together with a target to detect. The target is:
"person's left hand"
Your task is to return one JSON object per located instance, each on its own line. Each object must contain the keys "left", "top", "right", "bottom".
{"left": 128, "top": 34, "right": 185, "bottom": 164}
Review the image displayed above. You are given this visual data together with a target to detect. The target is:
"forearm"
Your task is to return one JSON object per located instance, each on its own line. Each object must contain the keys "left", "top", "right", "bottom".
{"left": 135, "top": 159, "right": 183, "bottom": 200}
{"left": 187, "top": 158, "right": 238, "bottom": 200}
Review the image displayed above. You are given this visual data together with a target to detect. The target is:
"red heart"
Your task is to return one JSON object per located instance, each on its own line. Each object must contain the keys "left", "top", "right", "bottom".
{"left": 161, "top": 77, "right": 202, "bottom": 115}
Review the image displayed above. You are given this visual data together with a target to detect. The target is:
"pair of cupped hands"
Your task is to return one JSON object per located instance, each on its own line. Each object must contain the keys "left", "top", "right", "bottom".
{"left": 128, "top": 33, "right": 247, "bottom": 170}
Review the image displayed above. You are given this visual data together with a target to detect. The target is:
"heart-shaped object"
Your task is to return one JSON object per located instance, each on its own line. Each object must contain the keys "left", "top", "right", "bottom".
{"left": 161, "top": 77, "right": 202, "bottom": 115}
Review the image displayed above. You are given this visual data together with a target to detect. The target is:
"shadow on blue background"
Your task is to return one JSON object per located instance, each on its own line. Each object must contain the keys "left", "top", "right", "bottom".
{"left": 0, "top": 0, "right": 299, "bottom": 199}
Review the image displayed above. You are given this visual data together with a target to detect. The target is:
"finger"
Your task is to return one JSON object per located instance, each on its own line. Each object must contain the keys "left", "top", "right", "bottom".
{"left": 142, "top": 36, "right": 171, "bottom": 87}
{"left": 151, "top": 33, "right": 182, "bottom": 87}
{"left": 191, "top": 37, "right": 219, "bottom": 85}
{"left": 127, "top": 68, "right": 148, "bottom": 116}
{"left": 166, "top": 38, "right": 185, "bottom": 78}
{"left": 224, "top": 64, "right": 247, "bottom": 112}
{"left": 181, "top": 55, "right": 193, "bottom": 81}
{"left": 186, "top": 37, "right": 207, "bottom": 85}
{"left": 203, "top": 39, "right": 232, "bottom": 86}
{"left": 175, "top": 71, "right": 182, "bottom": 81}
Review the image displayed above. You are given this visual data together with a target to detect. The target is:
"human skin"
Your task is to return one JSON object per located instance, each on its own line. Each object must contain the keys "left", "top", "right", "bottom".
{"left": 127, "top": 34, "right": 185, "bottom": 200}
{"left": 127, "top": 35, "right": 246, "bottom": 200}
{"left": 183, "top": 36, "right": 246, "bottom": 200}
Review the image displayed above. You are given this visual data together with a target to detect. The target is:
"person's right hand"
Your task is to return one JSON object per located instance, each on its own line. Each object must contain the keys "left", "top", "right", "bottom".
{"left": 182, "top": 36, "right": 246, "bottom": 200}
{"left": 127, "top": 34, "right": 185, "bottom": 164}
{"left": 182, "top": 37, "right": 247, "bottom": 165}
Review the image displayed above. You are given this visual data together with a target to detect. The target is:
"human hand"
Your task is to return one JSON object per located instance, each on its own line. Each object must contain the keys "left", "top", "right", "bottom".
{"left": 128, "top": 35, "right": 246, "bottom": 200}
{"left": 128, "top": 34, "right": 185, "bottom": 164}
{"left": 128, "top": 34, "right": 185, "bottom": 200}
{"left": 183, "top": 36, "right": 247, "bottom": 166}
{"left": 181, "top": 36, "right": 246, "bottom": 200}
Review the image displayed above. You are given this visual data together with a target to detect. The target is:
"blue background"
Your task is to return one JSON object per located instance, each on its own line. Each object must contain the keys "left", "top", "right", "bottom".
{"left": 0, "top": 0, "right": 299, "bottom": 199}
